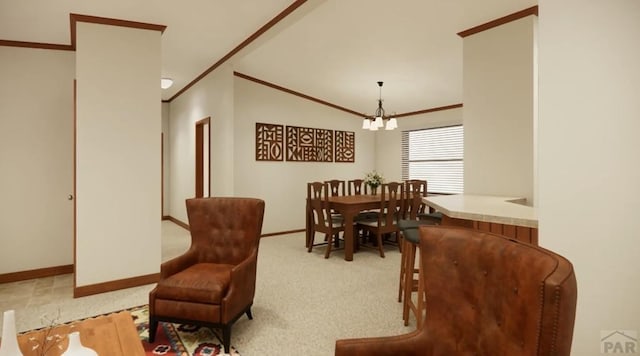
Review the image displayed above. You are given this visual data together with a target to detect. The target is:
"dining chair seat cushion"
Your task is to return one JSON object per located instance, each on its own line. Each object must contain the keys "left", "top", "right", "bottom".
{"left": 154, "top": 263, "right": 232, "bottom": 304}
{"left": 358, "top": 217, "right": 399, "bottom": 227}
{"left": 354, "top": 211, "right": 379, "bottom": 221}
{"left": 398, "top": 219, "right": 438, "bottom": 244}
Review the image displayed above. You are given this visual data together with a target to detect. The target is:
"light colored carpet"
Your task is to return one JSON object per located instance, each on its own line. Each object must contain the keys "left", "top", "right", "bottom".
{"left": 2, "top": 221, "right": 416, "bottom": 355}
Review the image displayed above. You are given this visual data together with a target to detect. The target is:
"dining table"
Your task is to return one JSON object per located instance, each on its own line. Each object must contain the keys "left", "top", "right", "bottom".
{"left": 306, "top": 194, "right": 388, "bottom": 261}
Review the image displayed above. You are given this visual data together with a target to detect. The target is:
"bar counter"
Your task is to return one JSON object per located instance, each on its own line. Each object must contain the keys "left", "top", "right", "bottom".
{"left": 423, "top": 194, "right": 538, "bottom": 244}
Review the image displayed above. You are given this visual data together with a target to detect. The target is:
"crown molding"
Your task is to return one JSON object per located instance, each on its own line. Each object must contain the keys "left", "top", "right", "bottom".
{"left": 457, "top": 5, "right": 538, "bottom": 38}
{"left": 167, "top": 0, "right": 308, "bottom": 102}
{"left": 235, "top": 71, "right": 365, "bottom": 117}
{"left": 235, "top": 71, "right": 462, "bottom": 120}
{"left": 70, "top": 13, "right": 166, "bottom": 49}
{"left": 394, "top": 104, "right": 464, "bottom": 118}
{"left": 0, "top": 13, "right": 166, "bottom": 51}
{"left": 0, "top": 39, "right": 73, "bottom": 51}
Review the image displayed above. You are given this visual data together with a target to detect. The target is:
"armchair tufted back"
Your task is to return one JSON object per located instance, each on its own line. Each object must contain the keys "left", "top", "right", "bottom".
{"left": 186, "top": 197, "right": 265, "bottom": 265}
{"left": 418, "top": 226, "right": 577, "bottom": 355}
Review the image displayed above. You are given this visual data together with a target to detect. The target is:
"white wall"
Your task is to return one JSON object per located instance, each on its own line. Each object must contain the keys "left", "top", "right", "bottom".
{"left": 538, "top": 1, "right": 640, "bottom": 354}
{"left": 463, "top": 17, "right": 536, "bottom": 203}
{"left": 0, "top": 47, "right": 75, "bottom": 273}
{"left": 233, "top": 77, "right": 375, "bottom": 234}
{"left": 75, "top": 23, "right": 161, "bottom": 286}
{"left": 167, "top": 64, "right": 236, "bottom": 224}
{"left": 375, "top": 108, "right": 463, "bottom": 182}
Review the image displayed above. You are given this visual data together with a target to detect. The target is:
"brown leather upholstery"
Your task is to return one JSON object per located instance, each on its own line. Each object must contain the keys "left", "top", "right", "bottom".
{"left": 335, "top": 226, "right": 577, "bottom": 356}
{"left": 149, "top": 197, "right": 265, "bottom": 353}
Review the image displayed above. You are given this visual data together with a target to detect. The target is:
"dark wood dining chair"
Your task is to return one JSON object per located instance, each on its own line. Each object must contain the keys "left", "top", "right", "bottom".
{"left": 325, "top": 179, "right": 346, "bottom": 197}
{"left": 347, "top": 179, "right": 368, "bottom": 195}
{"left": 357, "top": 182, "right": 404, "bottom": 257}
{"left": 308, "top": 181, "right": 345, "bottom": 258}
{"left": 398, "top": 180, "right": 441, "bottom": 323}
{"left": 404, "top": 180, "right": 427, "bottom": 220}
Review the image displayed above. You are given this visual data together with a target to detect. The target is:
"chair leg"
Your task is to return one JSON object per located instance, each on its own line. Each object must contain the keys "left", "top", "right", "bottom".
{"left": 398, "top": 238, "right": 407, "bottom": 302}
{"left": 246, "top": 307, "right": 253, "bottom": 320}
{"left": 324, "top": 233, "right": 334, "bottom": 258}
{"left": 403, "top": 242, "right": 415, "bottom": 326}
{"left": 222, "top": 325, "right": 231, "bottom": 354}
{"left": 307, "top": 232, "right": 315, "bottom": 253}
{"left": 148, "top": 316, "right": 158, "bottom": 342}
{"left": 377, "top": 231, "right": 385, "bottom": 258}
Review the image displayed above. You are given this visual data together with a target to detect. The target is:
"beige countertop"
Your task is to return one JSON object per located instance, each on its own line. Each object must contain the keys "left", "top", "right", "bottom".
{"left": 423, "top": 194, "right": 538, "bottom": 228}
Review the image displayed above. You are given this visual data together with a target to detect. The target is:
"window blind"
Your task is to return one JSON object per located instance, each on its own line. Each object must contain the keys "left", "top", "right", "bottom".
{"left": 401, "top": 125, "right": 464, "bottom": 194}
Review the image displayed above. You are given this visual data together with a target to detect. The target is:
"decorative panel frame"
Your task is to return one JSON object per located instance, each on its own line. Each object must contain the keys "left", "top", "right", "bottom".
{"left": 335, "top": 130, "right": 355, "bottom": 162}
{"left": 286, "top": 125, "right": 333, "bottom": 162}
{"left": 255, "top": 123, "right": 284, "bottom": 161}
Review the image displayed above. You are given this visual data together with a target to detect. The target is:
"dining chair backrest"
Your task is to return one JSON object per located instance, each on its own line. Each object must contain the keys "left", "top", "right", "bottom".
{"left": 379, "top": 182, "right": 404, "bottom": 226}
{"left": 307, "top": 182, "right": 333, "bottom": 233}
{"left": 325, "top": 179, "right": 346, "bottom": 197}
{"left": 347, "top": 179, "right": 367, "bottom": 195}
{"left": 405, "top": 179, "right": 427, "bottom": 220}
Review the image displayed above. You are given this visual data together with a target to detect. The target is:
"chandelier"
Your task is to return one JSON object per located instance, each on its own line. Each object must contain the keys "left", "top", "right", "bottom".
{"left": 362, "top": 81, "right": 398, "bottom": 131}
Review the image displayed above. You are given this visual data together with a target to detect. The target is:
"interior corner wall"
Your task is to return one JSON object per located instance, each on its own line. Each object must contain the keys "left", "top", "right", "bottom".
{"left": 0, "top": 47, "right": 75, "bottom": 274}
{"left": 233, "top": 77, "right": 375, "bottom": 234}
{"left": 538, "top": 1, "right": 640, "bottom": 354}
{"left": 463, "top": 16, "right": 535, "bottom": 203}
{"left": 75, "top": 22, "right": 161, "bottom": 286}
{"left": 162, "top": 102, "right": 170, "bottom": 216}
{"left": 375, "top": 108, "right": 463, "bottom": 182}
{"left": 166, "top": 64, "right": 235, "bottom": 224}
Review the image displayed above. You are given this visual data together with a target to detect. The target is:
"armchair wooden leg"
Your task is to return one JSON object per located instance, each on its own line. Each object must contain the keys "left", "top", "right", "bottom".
{"left": 148, "top": 317, "right": 158, "bottom": 343}
{"left": 246, "top": 307, "right": 253, "bottom": 320}
{"left": 222, "top": 325, "right": 232, "bottom": 354}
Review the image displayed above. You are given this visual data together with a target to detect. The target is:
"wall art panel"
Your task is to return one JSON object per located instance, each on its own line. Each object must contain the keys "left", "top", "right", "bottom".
{"left": 256, "top": 123, "right": 284, "bottom": 161}
{"left": 286, "top": 126, "right": 333, "bottom": 162}
{"left": 335, "top": 130, "right": 355, "bottom": 162}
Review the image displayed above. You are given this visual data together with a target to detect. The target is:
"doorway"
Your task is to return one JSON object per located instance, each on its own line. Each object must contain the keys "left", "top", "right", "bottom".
{"left": 195, "top": 117, "right": 211, "bottom": 198}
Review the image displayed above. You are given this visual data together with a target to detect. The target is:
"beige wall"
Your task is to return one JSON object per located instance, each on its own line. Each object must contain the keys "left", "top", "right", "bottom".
{"left": 75, "top": 22, "right": 161, "bottom": 286}
{"left": 233, "top": 76, "right": 375, "bottom": 233}
{"left": 162, "top": 102, "right": 170, "bottom": 216}
{"left": 463, "top": 16, "right": 536, "bottom": 203}
{"left": 166, "top": 63, "right": 236, "bottom": 224}
{"left": 0, "top": 47, "right": 75, "bottom": 274}
{"left": 538, "top": 1, "right": 640, "bottom": 354}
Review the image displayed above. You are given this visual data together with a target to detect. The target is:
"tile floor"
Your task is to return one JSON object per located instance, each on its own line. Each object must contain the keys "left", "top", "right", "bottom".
{"left": 0, "top": 220, "right": 191, "bottom": 333}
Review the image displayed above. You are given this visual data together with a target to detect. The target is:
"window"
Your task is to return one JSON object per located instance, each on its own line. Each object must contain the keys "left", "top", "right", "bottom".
{"left": 401, "top": 125, "right": 463, "bottom": 194}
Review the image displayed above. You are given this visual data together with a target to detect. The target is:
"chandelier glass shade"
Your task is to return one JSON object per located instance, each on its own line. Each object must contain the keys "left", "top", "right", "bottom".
{"left": 362, "top": 81, "right": 397, "bottom": 131}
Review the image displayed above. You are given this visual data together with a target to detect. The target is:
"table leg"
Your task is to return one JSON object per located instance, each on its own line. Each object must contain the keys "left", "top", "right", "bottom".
{"left": 305, "top": 200, "right": 311, "bottom": 248}
{"left": 343, "top": 211, "right": 354, "bottom": 261}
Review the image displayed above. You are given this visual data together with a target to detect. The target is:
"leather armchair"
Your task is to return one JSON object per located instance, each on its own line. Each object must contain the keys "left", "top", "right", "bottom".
{"left": 335, "top": 226, "right": 577, "bottom": 356}
{"left": 149, "top": 197, "right": 265, "bottom": 353}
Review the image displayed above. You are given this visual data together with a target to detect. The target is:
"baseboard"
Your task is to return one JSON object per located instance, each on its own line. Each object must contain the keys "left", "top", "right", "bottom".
{"left": 0, "top": 264, "right": 74, "bottom": 284}
{"left": 163, "top": 215, "right": 303, "bottom": 238}
{"left": 262, "top": 228, "right": 305, "bottom": 237}
{"left": 74, "top": 273, "right": 160, "bottom": 298}
{"left": 164, "top": 215, "right": 189, "bottom": 230}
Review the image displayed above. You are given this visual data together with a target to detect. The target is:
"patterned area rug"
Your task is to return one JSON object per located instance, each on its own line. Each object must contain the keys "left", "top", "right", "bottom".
{"left": 130, "top": 305, "right": 240, "bottom": 356}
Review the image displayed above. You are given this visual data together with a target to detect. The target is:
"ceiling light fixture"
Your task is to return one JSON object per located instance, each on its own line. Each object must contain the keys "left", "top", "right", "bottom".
{"left": 362, "top": 81, "right": 397, "bottom": 131}
{"left": 161, "top": 78, "right": 174, "bottom": 89}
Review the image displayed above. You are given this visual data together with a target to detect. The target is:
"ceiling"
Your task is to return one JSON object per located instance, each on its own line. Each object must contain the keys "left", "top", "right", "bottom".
{"left": 0, "top": 0, "right": 536, "bottom": 117}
